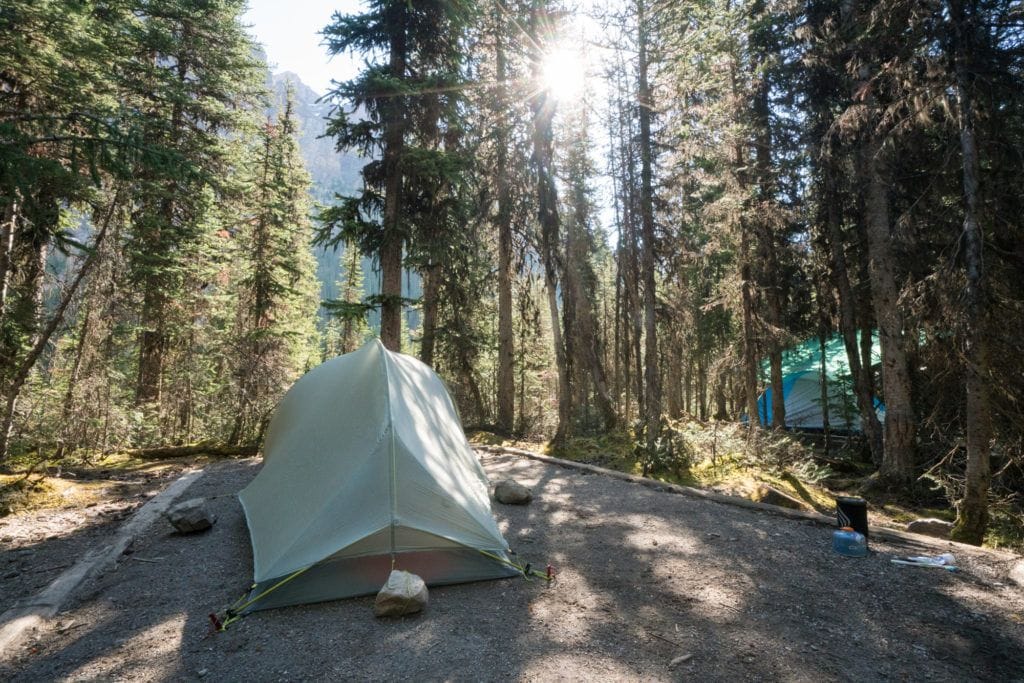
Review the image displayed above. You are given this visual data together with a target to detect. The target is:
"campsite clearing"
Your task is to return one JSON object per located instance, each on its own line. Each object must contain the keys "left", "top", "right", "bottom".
{"left": 2, "top": 451, "right": 1022, "bottom": 681}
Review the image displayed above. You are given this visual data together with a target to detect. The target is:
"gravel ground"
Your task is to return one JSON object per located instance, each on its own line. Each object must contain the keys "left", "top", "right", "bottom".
{"left": 0, "top": 465, "right": 190, "bottom": 616}
{"left": 2, "top": 452, "right": 1023, "bottom": 682}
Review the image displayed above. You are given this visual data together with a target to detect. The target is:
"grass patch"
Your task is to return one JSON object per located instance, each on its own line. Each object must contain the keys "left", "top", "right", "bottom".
{"left": 0, "top": 474, "right": 112, "bottom": 517}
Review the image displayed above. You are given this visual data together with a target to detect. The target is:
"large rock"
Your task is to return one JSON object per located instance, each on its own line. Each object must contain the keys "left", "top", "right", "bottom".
{"left": 373, "top": 570, "right": 428, "bottom": 617}
{"left": 164, "top": 498, "right": 215, "bottom": 533}
{"left": 494, "top": 479, "right": 532, "bottom": 505}
{"left": 749, "top": 484, "right": 806, "bottom": 511}
{"left": 906, "top": 518, "right": 954, "bottom": 539}
{"left": 1008, "top": 561, "right": 1024, "bottom": 589}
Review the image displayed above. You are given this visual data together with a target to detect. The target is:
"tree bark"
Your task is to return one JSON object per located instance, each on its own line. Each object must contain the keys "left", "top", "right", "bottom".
{"left": 749, "top": 5, "right": 786, "bottom": 430}
{"left": 823, "top": 165, "right": 884, "bottom": 464}
{"left": 637, "top": 0, "right": 661, "bottom": 456}
{"left": 495, "top": 28, "right": 515, "bottom": 434}
{"left": 741, "top": 227, "right": 761, "bottom": 427}
{"left": 530, "top": 5, "right": 572, "bottom": 446}
{"left": 0, "top": 199, "right": 16, "bottom": 318}
{"left": 950, "top": 0, "right": 991, "bottom": 545}
{"left": 419, "top": 261, "right": 439, "bottom": 367}
{"left": 861, "top": 135, "right": 916, "bottom": 485}
{"left": 379, "top": 21, "right": 407, "bottom": 352}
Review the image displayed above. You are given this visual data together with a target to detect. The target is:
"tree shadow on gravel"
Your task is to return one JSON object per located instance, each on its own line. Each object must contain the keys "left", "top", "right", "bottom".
{"left": 2, "top": 454, "right": 1022, "bottom": 682}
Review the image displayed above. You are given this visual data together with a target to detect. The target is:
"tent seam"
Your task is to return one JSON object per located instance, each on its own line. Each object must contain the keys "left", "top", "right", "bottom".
{"left": 379, "top": 341, "right": 398, "bottom": 561}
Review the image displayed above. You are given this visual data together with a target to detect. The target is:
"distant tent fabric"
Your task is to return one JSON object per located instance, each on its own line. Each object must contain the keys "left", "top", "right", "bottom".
{"left": 755, "top": 332, "right": 884, "bottom": 431}
{"left": 238, "top": 339, "right": 516, "bottom": 612}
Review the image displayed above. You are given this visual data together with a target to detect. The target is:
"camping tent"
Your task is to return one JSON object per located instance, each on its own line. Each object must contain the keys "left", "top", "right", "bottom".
{"left": 238, "top": 339, "right": 517, "bottom": 612}
{"left": 755, "top": 332, "right": 884, "bottom": 431}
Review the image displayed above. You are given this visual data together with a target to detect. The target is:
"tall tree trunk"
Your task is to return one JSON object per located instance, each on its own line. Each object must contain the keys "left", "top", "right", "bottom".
{"left": 750, "top": 3, "right": 786, "bottom": 430}
{"left": 379, "top": 23, "right": 407, "bottom": 352}
{"left": 530, "top": 5, "right": 571, "bottom": 445}
{"left": 136, "top": 283, "right": 166, "bottom": 405}
{"left": 637, "top": 0, "right": 661, "bottom": 456}
{"left": 0, "top": 199, "right": 16, "bottom": 317}
{"left": 419, "top": 262, "right": 439, "bottom": 367}
{"left": 950, "top": 0, "right": 991, "bottom": 545}
{"left": 495, "top": 28, "right": 515, "bottom": 433}
{"left": 861, "top": 136, "right": 916, "bottom": 484}
{"left": 741, "top": 227, "right": 761, "bottom": 426}
{"left": 493, "top": 87, "right": 516, "bottom": 432}
{"left": 55, "top": 306, "right": 92, "bottom": 460}
{"left": 824, "top": 165, "right": 884, "bottom": 464}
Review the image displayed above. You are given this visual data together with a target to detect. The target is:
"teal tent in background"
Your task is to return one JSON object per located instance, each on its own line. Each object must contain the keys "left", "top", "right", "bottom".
{"left": 756, "top": 332, "right": 884, "bottom": 431}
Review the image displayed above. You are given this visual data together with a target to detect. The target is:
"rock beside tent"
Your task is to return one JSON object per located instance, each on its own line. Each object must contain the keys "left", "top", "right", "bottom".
{"left": 906, "top": 518, "right": 954, "bottom": 539}
{"left": 494, "top": 479, "right": 532, "bottom": 505}
{"left": 373, "top": 570, "right": 428, "bottom": 617}
{"left": 164, "top": 498, "right": 215, "bottom": 533}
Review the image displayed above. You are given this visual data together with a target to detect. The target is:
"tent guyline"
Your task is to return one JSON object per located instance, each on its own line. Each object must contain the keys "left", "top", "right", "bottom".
{"left": 212, "top": 548, "right": 554, "bottom": 632}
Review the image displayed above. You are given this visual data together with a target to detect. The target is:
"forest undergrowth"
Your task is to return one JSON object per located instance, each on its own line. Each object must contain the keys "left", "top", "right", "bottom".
{"left": 470, "top": 423, "right": 1024, "bottom": 552}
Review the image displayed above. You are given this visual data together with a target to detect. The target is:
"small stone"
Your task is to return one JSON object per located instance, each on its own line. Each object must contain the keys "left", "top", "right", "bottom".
{"left": 164, "top": 498, "right": 216, "bottom": 534}
{"left": 494, "top": 479, "right": 533, "bottom": 505}
{"left": 197, "top": 668, "right": 209, "bottom": 678}
{"left": 374, "top": 570, "right": 428, "bottom": 617}
{"left": 749, "top": 484, "right": 807, "bottom": 510}
{"left": 906, "top": 518, "right": 954, "bottom": 539}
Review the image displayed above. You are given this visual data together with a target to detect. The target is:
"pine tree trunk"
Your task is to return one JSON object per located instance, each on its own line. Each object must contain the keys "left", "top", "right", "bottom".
{"left": 950, "top": 0, "right": 991, "bottom": 544}
{"left": 531, "top": 7, "right": 571, "bottom": 446}
{"left": 0, "top": 200, "right": 16, "bottom": 318}
{"left": 861, "top": 136, "right": 916, "bottom": 484}
{"left": 136, "top": 283, "right": 166, "bottom": 405}
{"left": 379, "top": 25, "right": 407, "bottom": 352}
{"left": 824, "top": 166, "right": 883, "bottom": 464}
{"left": 741, "top": 228, "right": 761, "bottom": 426}
{"left": 55, "top": 306, "right": 92, "bottom": 460}
{"left": 751, "top": 20, "right": 786, "bottom": 431}
{"left": 495, "top": 31, "right": 515, "bottom": 434}
{"left": 419, "top": 262, "right": 439, "bottom": 367}
{"left": 637, "top": 0, "right": 661, "bottom": 453}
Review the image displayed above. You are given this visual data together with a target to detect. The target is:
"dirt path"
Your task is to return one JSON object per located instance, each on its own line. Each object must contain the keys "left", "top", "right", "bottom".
{"left": 2, "top": 452, "right": 1022, "bottom": 681}
{"left": 0, "top": 464, "right": 193, "bottom": 616}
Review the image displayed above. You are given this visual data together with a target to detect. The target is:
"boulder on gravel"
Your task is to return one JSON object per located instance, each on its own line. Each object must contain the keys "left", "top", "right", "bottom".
{"left": 164, "top": 498, "right": 215, "bottom": 533}
{"left": 906, "top": 518, "right": 954, "bottom": 539}
{"left": 1008, "top": 561, "right": 1024, "bottom": 589}
{"left": 373, "top": 570, "right": 428, "bottom": 617}
{"left": 749, "top": 484, "right": 806, "bottom": 510}
{"left": 494, "top": 479, "right": 532, "bottom": 505}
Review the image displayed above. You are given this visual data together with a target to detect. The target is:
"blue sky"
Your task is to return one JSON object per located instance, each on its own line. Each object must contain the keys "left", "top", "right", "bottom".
{"left": 243, "top": 0, "right": 363, "bottom": 95}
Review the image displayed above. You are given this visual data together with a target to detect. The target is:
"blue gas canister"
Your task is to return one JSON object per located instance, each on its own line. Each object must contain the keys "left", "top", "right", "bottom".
{"left": 832, "top": 527, "right": 868, "bottom": 557}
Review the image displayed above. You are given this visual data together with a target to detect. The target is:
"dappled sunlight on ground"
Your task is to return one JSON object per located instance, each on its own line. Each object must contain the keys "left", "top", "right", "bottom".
{"left": 66, "top": 614, "right": 187, "bottom": 682}
{"left": 2, "top": 454, "right": 1021, "bottom": 681}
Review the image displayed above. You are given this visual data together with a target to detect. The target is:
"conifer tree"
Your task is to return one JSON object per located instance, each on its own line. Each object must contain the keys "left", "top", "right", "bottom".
{"left": 230, "top": 92, "right": 319, "bottom": 444}
{"left": 126, "top": 0, "right": 262, "bottom": 409}
{"left": 323, "top": 242, "right": 370, "bottom": 355}
{"left": 321, "top": 0, "right": 476, "bottom": 352}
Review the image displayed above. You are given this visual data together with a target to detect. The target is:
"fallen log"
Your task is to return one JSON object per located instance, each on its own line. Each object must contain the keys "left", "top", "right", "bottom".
{"left": 125, "top": 443, "right": 259, "bottom": 460}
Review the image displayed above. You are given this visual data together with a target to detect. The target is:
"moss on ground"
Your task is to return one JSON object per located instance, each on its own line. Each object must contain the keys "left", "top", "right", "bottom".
{"left": 0, "top": 449, "right": 219, "bottom": 518}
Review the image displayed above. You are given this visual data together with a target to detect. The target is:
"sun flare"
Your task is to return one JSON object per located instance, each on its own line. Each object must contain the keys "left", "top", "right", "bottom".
{"left": 540, "top": 46, "right": 586, "bottom": 101}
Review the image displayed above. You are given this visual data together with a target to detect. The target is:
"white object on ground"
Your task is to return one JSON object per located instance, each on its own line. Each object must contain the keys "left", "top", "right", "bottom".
{"left": 891, "top": 553, "right": 958, "bottom": 571}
